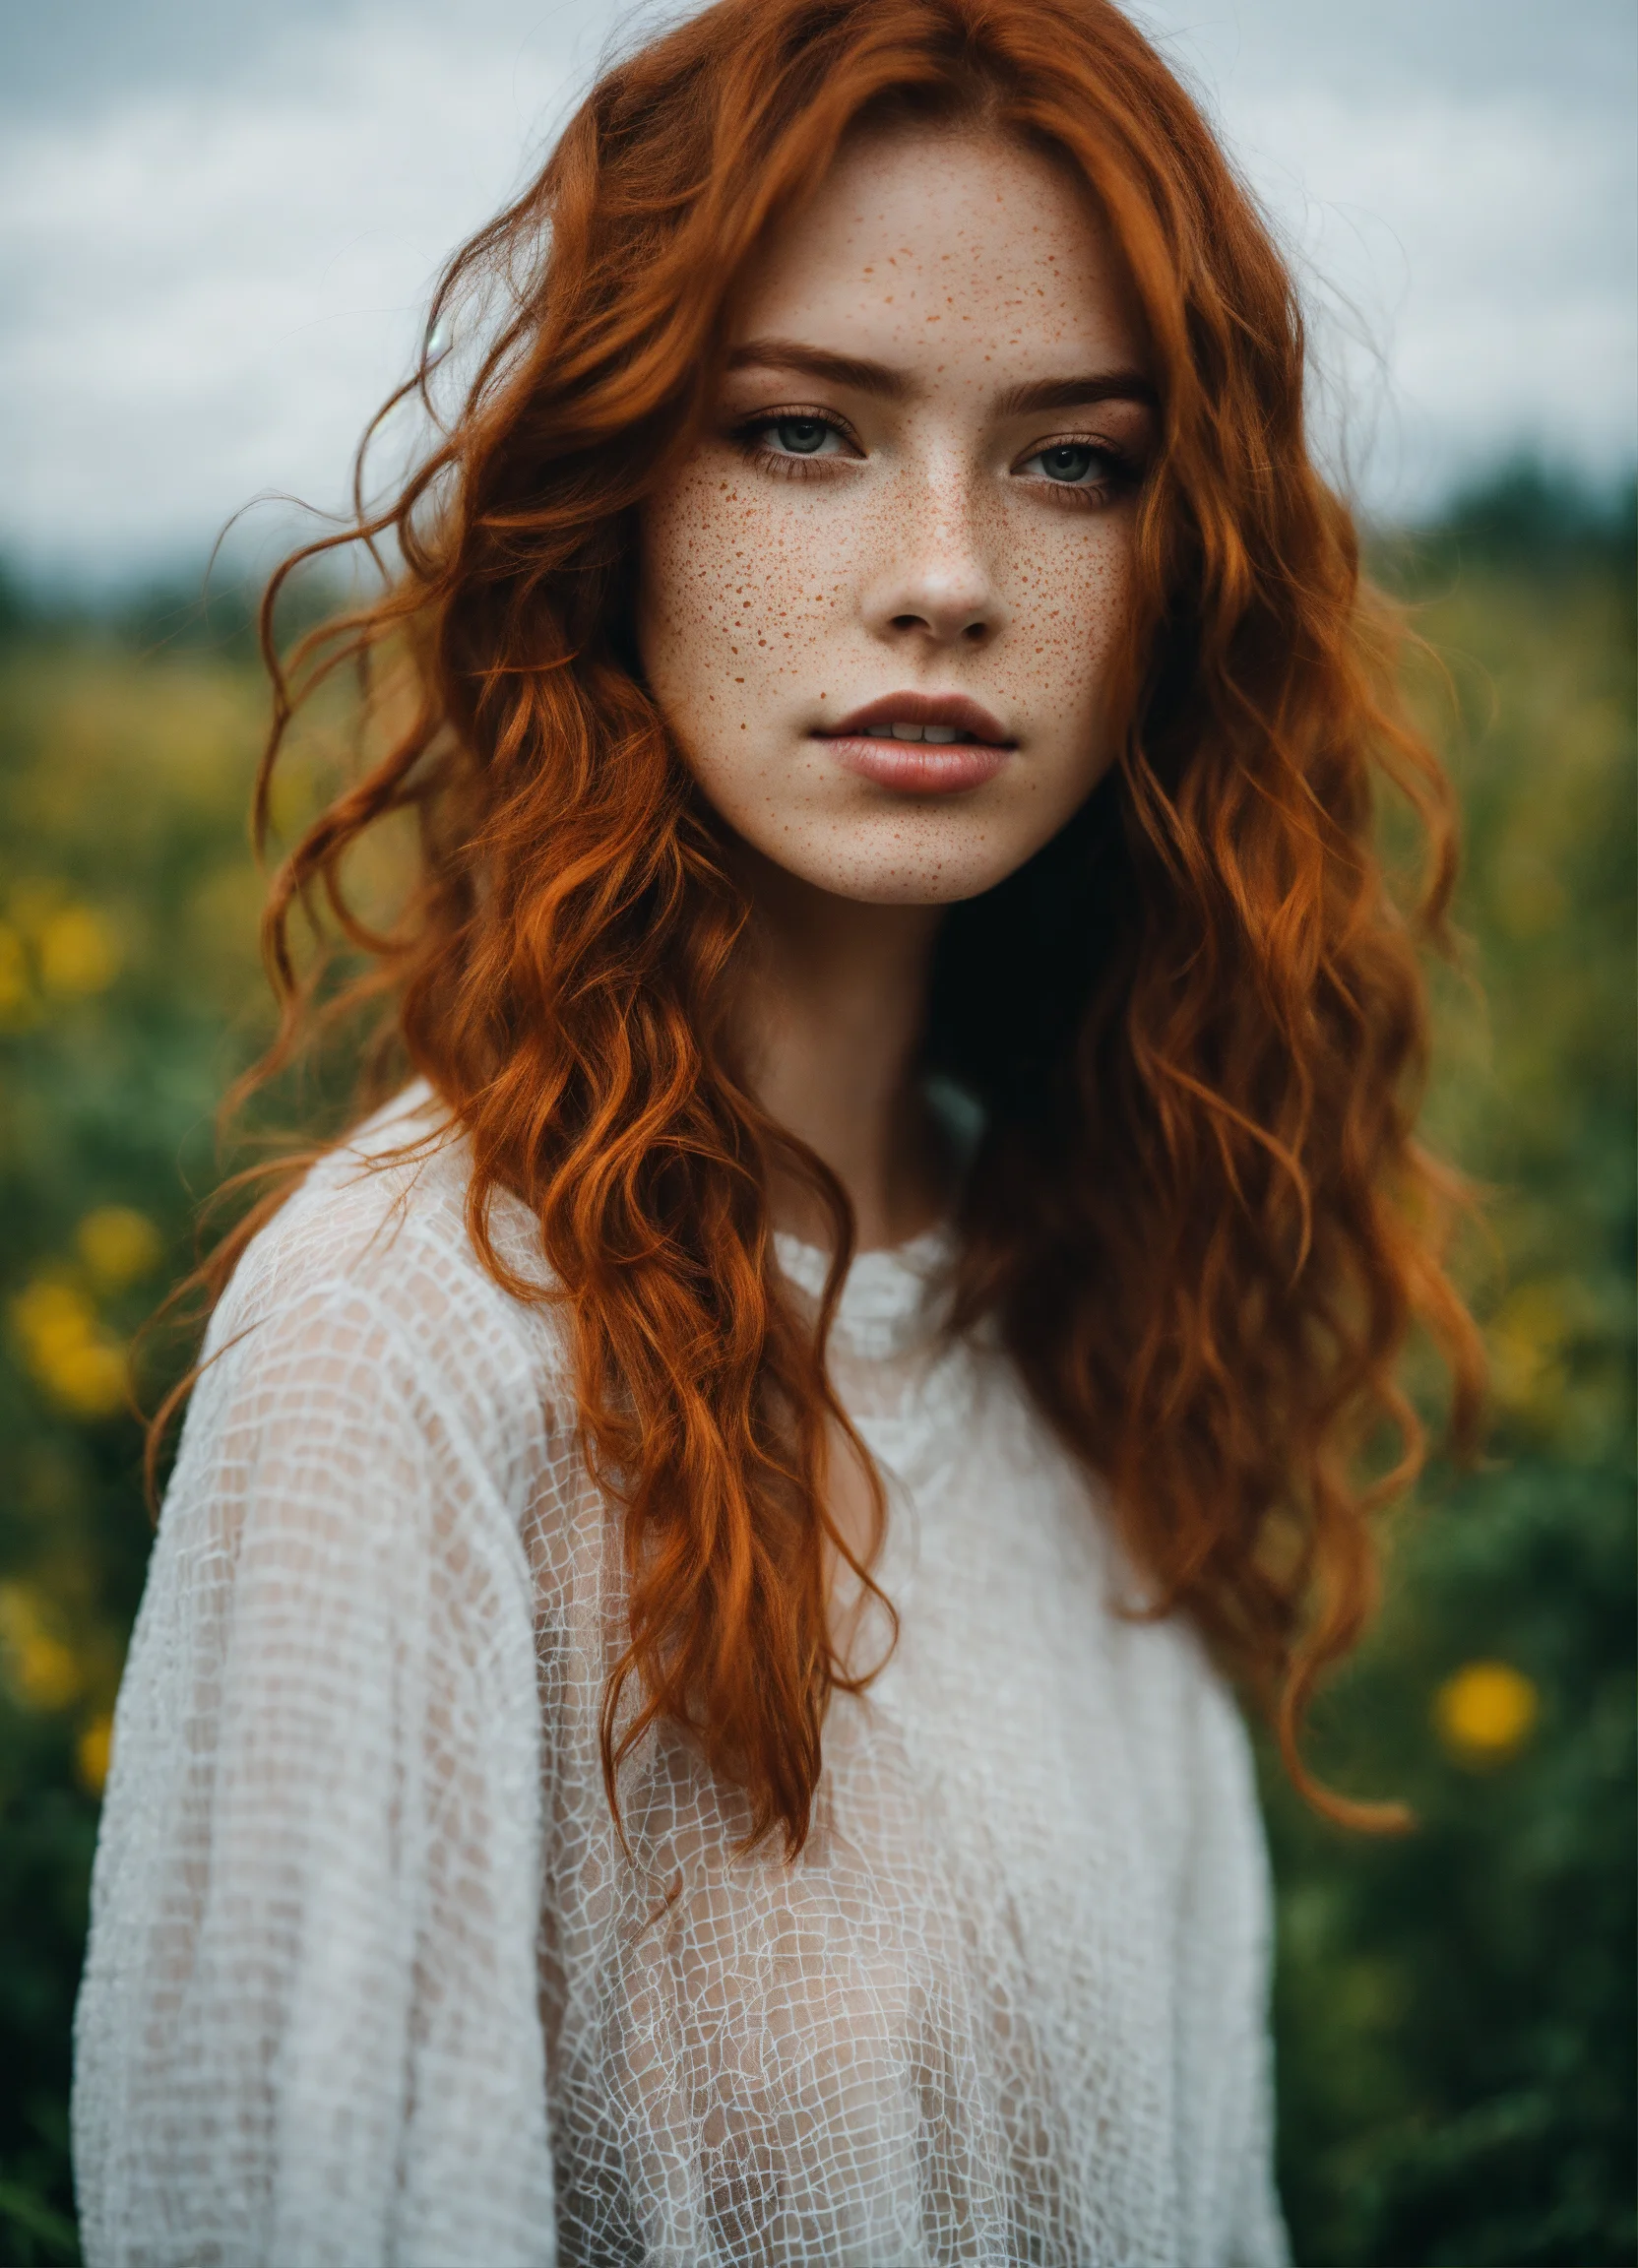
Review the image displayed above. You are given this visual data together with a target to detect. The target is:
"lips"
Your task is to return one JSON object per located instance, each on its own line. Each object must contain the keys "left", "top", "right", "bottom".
{"left": 819, "top": 692, "right": 1013, "bottom": 747}
{"left": 812, "top": 691, "right": 1015, "bottom": 796}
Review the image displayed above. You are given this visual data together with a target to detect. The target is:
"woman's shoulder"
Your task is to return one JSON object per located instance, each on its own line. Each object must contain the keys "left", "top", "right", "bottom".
{"left": 133, "top": 1087, "right": 576, "bottom": 1737}
{"left": 206, "top": 1080, "right": 572, "bottom": 1433}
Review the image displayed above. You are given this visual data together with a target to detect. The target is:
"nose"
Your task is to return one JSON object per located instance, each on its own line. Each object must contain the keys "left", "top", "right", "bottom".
{"left": 858, "top": 461, "right": 1004, "bottom": 650}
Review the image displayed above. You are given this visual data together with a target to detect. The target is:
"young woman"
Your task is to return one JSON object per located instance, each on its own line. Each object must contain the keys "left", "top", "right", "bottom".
{"left": 73, "top": 0, "right": 1480, "bottom": 2260}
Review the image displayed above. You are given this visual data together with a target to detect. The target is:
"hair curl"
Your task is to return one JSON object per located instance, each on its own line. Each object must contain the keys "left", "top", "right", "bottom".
{"left": 175, "top": 0, "right": 1483, "bottom": 1855}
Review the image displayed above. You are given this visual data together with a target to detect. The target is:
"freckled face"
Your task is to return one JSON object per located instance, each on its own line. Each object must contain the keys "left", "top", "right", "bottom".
{"left": 636, "top": 125, "right": 1156, "bottom": 906}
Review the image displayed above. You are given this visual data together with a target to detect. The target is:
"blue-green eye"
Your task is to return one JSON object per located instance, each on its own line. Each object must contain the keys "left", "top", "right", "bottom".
{"left": 773, "top": 417, "right": 830, "bottom": 455}
{"left": 1037, "top": 443, "right": 1100, "bottom": 483}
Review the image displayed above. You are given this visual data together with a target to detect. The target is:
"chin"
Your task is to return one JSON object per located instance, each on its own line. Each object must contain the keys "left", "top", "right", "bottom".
{"left": 769, "top": 822, "right": 1035, "bottom": 907}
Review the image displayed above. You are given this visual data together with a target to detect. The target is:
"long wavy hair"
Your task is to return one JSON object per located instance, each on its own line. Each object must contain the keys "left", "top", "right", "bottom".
{"left": 177, "top": 0, "right": 1482, "bottom": 1855}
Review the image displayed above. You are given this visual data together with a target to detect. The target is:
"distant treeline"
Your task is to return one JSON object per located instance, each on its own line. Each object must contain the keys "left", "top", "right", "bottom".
{"left": 1411, "top": 459, "right": 1637, "bottom": 572}
{"left": 1, "top": 458, "right": 1632, "bottom": 662}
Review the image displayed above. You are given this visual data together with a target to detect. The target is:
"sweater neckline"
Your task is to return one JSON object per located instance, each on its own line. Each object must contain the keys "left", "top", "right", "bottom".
{"left": 773, "top": 1223, "right": 957, "bottom": 1361}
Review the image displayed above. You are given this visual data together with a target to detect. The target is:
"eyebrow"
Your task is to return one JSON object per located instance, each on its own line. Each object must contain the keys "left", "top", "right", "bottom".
{"left": 725, "top": 339, "right": 910, "bottom": 399}
{"left": 992, "top": 372, "right": 1158, "bottom": 416}
{"left": 725, "top": 338, "right": 1157, "bottom": 416}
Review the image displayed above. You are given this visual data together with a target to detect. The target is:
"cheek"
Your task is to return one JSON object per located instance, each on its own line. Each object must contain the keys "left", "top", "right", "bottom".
{"left": 636, "top": 474, "right": 742, "bottom": 718}
{"left": 637, "top": 469, "right": 840, "bottom": 753}
{"left": 1010, "top": 516, "right": 1133, "bottom": 734}
{"left": 1020, "top": 524, "right": 1134, "bottom": 826}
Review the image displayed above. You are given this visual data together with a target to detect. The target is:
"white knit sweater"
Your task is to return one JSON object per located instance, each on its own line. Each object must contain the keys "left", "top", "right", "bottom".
{"left": 73, "top": 1086, "right": 1288, "bottom": 2267}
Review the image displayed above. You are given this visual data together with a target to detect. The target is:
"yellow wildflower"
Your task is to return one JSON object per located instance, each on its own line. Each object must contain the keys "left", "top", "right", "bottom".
{"left": 0, "top": 918, "right": 28, "bottom": 1019}
{"left": 9, "top": 1276, "right": 130, "bottom": 1419}
{"left": 78, "top": 1205, "right": 163, "bottom": 1290}
{"left": 37, "top": 904, "right": 120, "bottom": 995}
{"left": 0, "top": 1584, "right": 83, "bottom": 1711}
{"left": 1434, "top": 1661, "right": 1540, "bottom": 1767}
{"left": 78, "top": 1712, "right": 115, "bottom": 1795}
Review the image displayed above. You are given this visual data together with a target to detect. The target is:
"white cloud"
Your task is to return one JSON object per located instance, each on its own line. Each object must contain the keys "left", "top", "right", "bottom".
{"left": 1, "top": 10, "right": 582, "bottom": 580}
{"left": 1223, "top": 87, "right": 1638, "bottom": 507}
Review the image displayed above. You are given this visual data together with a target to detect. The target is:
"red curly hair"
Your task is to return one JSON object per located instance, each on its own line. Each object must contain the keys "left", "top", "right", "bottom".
{"left": 185, "top": 0, "right": 1482, "bottom": 1855}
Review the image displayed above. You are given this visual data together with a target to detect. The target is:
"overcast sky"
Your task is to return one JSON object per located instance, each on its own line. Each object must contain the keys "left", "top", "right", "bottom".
{"left": 3, "top": 0, "right": 1634, "bottom": 587}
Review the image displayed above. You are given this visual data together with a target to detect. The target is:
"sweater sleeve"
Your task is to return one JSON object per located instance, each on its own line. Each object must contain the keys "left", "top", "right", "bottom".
{"left": 72, "top": 1256, "right": 556, "bottom": 2268}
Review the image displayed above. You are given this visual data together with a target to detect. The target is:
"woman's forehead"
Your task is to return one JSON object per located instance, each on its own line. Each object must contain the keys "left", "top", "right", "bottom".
{"left": 724, "top": 126, "right": 1149, "bottom": 399}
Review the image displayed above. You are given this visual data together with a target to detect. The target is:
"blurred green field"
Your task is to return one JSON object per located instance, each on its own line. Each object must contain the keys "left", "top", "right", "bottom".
{"left": 0, "top": 472, "right": 1632, "bottom": 2265}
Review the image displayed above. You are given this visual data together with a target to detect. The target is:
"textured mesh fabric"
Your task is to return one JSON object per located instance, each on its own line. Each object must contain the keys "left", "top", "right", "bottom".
{"left": 73, "top": 1085, "right": 1288, "bottom": 2268}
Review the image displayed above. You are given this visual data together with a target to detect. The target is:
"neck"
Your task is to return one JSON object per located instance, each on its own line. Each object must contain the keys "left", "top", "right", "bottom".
{"left": 727, "top": 848, "right": 948, "bottom": 1253}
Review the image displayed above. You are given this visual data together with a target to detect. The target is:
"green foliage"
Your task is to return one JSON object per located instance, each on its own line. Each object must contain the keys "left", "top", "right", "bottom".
{"left": 0, "top": 480, "right": 1632, "bottom": 2263}
{"left": 1265, "top": 515, "right": 1637, "bottom": 2264}
{"left": 0, "top": 628, "right": 276, "bottom": 2263}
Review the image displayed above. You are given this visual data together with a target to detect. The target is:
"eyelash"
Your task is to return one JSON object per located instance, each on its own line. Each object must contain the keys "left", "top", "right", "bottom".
{"left": 730, "top": 406, "right": 859, "bottom": 479}
{"left": 1017, "top": 435, "right": 1138, "bottom": 509}
{"left": 730, "top": 408, "right": 1140, "bottom": 504}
